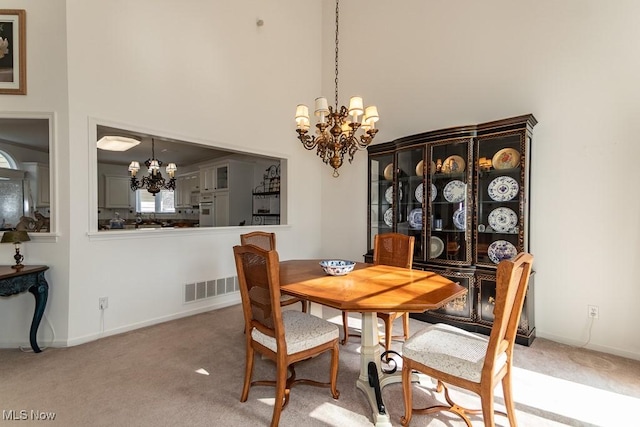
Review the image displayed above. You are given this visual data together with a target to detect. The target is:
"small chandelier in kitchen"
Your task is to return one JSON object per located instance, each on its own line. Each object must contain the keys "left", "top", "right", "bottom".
{"left": 294, "top": 0, "right": 379, "bottom": 178}
{"left": 128, "top": 139, "right": 177, "bottom": 195}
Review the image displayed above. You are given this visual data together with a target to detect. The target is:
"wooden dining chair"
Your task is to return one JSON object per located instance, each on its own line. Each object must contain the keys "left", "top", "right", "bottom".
{"left": 233, "top": 244, "right": 340, "bottom": 427}
{"left": 400, "top": 252, "right": 534, "bottom": 427}
{"left": 341, "top": 232, "right": 415, "bottom": 353}
{"left": 240, "top": 231, "right": 307, "bottom": 313}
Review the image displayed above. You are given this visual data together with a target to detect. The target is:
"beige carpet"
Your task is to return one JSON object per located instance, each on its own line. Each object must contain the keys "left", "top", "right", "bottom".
{"left": 0, "top": 305, "right": 638, "bottom": 426}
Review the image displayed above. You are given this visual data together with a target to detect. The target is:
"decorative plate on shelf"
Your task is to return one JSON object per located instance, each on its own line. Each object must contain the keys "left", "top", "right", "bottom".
{"left": 488, "top": 207, "right": 518, "bottom": 233}
{"left": 415, "top": 183, "right": 423, "bottom": 203}
{"left": 383, "top": 208, "right": 393, "bottom": 227}
{"left": 408, "top": 208, "right": 423, "bottom": 229}
{"left": 487, "top": 240, "right": 518, "bottom": 264}
{"left": 415, "top": 160, "right": 424, "bottom": 176}
{"left": 429, "top": 236, "right": 444, "bottom": 258}
{"left": 383, "top": 163, "right": 394, "bottom": 180}
{"left": 431, "top": 183, "right": 437, "bottom": 202}
{"left": 443, "top": 180, "right": 466, "bottom": 203}
{"left": 442, "top": 155, "right": 466, "bottom": 174}
{"left": 488, "top": 176, "right": 519, "bottom": 201}
{"left": 453, "top": 208, "right": 466, "bottom": 230}
{"left": 384, "top": 186, "right": 402, "bottom": 203}
{"left": 492, "top": 148, "right": 520, "bottom": 170}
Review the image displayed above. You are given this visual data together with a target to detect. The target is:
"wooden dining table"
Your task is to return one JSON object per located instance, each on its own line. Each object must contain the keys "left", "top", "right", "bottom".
{"left": 279, "top": 259, "right": 466, "bottom": 427}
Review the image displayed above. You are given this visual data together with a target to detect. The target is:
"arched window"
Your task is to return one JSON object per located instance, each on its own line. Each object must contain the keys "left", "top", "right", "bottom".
{"left": 0, "top": 150, "right": 17, "bottom": 169}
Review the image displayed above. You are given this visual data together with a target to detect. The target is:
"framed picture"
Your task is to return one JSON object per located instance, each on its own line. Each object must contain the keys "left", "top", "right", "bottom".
{"left": 0, "top": 9, "right": 26, "bottom": 95}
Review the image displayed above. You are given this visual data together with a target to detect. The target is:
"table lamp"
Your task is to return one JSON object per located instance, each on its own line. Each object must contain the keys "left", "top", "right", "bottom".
{"left": 1, "top": 230, "right": 31, "bottom": 269}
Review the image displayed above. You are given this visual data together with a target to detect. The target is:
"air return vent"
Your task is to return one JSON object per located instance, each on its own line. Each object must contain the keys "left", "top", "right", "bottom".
{"left": 184, "top": 276, "right": 237, "bottom": 304}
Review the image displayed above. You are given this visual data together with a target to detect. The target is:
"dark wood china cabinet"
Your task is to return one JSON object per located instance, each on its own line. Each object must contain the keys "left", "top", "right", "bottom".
{"left": 366, "top": 114, "right": 537, "bottom": 345}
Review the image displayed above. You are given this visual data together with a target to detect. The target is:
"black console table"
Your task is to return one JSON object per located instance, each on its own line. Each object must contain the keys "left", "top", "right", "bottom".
{"left": 0, "top": 265, "right": 49, "bottom": 353}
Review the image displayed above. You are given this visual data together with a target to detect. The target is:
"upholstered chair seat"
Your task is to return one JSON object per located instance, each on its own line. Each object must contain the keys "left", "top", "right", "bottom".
{"left": 402, "top": 323, "right": 507, "bottom": 383}
{"left": 252, "top": 310, "right": 339, "bottom": 355}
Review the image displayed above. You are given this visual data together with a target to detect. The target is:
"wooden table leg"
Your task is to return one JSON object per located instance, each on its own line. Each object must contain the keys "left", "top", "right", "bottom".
{"left": 27, "top": 272, "right": 48, "bottom": 353}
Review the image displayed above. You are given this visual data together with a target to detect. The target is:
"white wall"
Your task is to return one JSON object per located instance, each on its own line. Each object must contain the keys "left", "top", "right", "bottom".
{"left": 0, "top": 0, "right": 70, "bottom": 349}
{"left": 63, "top": 0, "right": 325, "bottom": 344}
{"left": 1, "top": 0, "right": 639, "bottom": 360}
{"left": 319, "top": 0, "right": 640, "bottom": 359}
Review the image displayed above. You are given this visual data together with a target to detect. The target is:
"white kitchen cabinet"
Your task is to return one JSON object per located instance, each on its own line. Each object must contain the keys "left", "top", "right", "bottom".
{"left": 23, "top": 162, "right": 50, "bottom": 209}
{"left": 199, "top": 160, "right": 253, "bottom": 226}
{"left": 175, "top": 172, "right": 200, "bottom": 207}
{"left": 105, "top": 175, "right": 133, "bottom": 208}
{"left": 214, "top": 191, "right": 229, "bottom": 226}
{"left": 200, "top": 164, "right": 228, "bottom": 192}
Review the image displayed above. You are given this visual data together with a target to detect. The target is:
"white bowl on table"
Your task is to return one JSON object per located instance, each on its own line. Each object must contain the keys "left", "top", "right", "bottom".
{"left": 319, "top": 260, "right": 356, "bottom": 276}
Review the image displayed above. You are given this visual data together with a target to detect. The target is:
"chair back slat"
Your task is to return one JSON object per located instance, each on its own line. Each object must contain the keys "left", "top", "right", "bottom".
{"left": 240, "top": 231, "right": 276, "bottom": 251}
{"left": 234, "top": 244, "right": 285, "bottom": 351}
{"left": 374, "top": 233, "right": 415, "bottom": 268}
{"left": 482, "top": 252, "right": 533, "bottom": 379}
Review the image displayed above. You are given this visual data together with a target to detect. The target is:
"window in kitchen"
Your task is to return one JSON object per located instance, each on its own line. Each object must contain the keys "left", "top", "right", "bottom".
{"left": 136, "top": 190, "right": 175, "bottom": 213}
{"left": 0, "top": 150, "right": 17, "bottom": 169}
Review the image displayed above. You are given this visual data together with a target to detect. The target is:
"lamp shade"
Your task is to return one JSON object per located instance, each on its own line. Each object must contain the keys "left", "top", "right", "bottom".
{"left": 348, "top": 96, "right": 364, "bottom": 117}
{"left": 364, "top": 106, "right": 379, "bottom": 123}
{"left": 1, "top": 230, "right": 30, "bottom": 244}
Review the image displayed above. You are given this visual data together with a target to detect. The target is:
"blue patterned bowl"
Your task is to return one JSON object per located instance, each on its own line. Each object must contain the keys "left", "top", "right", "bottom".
{"left": 319, "top": 260, "right": 356, "bottom": 276}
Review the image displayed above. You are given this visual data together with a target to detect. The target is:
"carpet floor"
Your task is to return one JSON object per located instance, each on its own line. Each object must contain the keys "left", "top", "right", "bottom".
{"left": 0, "top": 304, "right": 638, "bottom": 426}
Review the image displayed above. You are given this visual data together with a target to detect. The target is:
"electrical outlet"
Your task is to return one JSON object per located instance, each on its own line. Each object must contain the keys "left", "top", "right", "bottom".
{"left": 99, "top": 297, "right": 109, "bottom": 310}
{"left": 588, "top": 305, "right": 599, "bottom": 319}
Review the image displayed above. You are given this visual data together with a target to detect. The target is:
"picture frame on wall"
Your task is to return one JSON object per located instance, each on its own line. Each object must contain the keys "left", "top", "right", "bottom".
{"left": 0, "top": 9, "right": 26, "bottom": 95}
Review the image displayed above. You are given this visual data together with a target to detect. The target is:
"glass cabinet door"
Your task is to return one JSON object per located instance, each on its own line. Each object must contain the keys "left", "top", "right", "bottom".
{"left": 396, "top": 146, "right": 425, "bottom": 260}
{"left": 427, "top": 138, "right": 473, "bottom": 265}
{"left": 368, "top": 152, "right": 395, "bottom": 252}
{"left": 475, "top": 130, "right": 528, "bottom": 268}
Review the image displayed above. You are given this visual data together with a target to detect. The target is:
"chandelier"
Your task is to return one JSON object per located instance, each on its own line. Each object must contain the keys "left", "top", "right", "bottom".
{"left": 294, "top": 0, "right": 379, "bottom": 177}
{"left": 127, "top": 139, "right": 177, "bottom": 195}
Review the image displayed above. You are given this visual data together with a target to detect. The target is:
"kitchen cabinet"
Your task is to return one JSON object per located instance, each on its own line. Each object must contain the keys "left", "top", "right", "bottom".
{"left": 175, "top": 171, "right": 199, "bottom": 207}
{"left": 200, "top": 164, "right": 228, "bottom": 192}
{"left": 366, "top": 114, "right": 537, "bottom": 345}
{"left": 23, "top": 162, "right": 50, "bottom": 209}
{"left": 214, "top": 191, "right": 229, "bottom": 226}
{"left": 104, "top": 175, "right": 133, "bottom": 209}
{"left": 199, "top": 160, "right": 253, "bottom": 226}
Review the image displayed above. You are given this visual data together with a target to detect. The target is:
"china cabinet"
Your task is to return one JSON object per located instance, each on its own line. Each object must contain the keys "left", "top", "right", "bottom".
{"left": 366, "top": 114, "right": 537, "bottom": 345}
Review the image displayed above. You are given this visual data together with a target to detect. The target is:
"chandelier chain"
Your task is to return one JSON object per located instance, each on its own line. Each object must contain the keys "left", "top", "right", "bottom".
{"left": 334, "top": 0, "right": 339, "bottom": 109}
{"left": 294, "top": 0, "right": 379, "bottom": 177}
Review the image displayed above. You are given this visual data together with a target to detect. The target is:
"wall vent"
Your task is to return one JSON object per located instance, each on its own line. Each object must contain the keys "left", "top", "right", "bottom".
{"left": 185, "top": 283, "right": 196, "bottom": 303}
{"left": 184, "top": 276, "right": 238, "bottom": 304}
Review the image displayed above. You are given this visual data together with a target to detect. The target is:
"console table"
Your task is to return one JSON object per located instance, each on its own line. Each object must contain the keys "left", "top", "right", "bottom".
{"left": 0, "top": 265, "right": 49, "bottom": 353}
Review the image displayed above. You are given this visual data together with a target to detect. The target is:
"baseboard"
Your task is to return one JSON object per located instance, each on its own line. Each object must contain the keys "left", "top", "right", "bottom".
{"left": 64, "top": 293, "right": 241, "bottom": 347}
{"left": 536, "top": 331, "right": 640, "bottom": 362}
